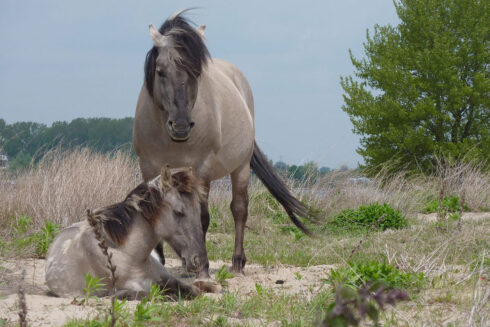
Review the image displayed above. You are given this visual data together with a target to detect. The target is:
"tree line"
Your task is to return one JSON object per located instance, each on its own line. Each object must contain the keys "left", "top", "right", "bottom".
{"left": 0, "top": 117, "right": 133, "bottom": 170}
{"left": 0, "top": 117, "right": 337, "bottom": 180}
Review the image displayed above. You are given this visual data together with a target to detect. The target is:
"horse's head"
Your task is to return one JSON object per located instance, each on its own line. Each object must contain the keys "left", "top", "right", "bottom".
{"left": 145, "top": 13, "right": 209, "bottom": 142}
{"left": 153, "top": 165, "right": 208, "bottom": 273}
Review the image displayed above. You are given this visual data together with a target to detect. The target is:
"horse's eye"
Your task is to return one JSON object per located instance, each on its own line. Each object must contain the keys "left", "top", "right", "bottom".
{"left": 173, "top": 210, "right": 185, "bottom": 217}
{"left": 157, "top": 70, "right": 165, "bottom": 78}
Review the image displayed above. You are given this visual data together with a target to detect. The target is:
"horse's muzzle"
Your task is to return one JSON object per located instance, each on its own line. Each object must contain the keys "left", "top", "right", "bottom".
{"left": 185, "top": 255, "right": 206, "bottom": 273}
{"left": 166, "top": 120, "right": 194, "bottom": 142}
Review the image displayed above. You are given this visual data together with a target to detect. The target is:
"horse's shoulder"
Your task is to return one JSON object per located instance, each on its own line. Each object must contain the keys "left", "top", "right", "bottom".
{"left": 209, "top": 58, "right": 242, "bottom": 76}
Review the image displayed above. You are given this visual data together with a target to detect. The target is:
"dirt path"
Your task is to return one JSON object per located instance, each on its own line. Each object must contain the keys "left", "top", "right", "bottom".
{"left": 0, "top": 258, "right": 334, "bottom": 326}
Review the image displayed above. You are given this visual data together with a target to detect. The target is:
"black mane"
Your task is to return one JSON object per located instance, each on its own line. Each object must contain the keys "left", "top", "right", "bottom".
{"left": 144, "top": 11, "right": 211, "bottom": 97}
{"left": 92, "top": 182, "right": 166, "bottom": 245}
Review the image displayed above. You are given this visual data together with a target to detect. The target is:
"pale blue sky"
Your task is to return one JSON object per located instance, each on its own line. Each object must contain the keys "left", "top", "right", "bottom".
{"left": 0, "top": 1, "right": 399, "bottom": 168}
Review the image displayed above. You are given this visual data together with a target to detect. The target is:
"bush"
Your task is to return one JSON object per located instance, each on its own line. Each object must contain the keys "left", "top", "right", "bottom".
{"left": 329, "top": 261, "right": 425, "bottom": 292}
{"left": 326, "top": 203, "right": 408, "bottom": 231}
{"left": 424, "top": 195, "right": 470, "bottom": 213}
{"left": 0, "top": 215, "right": 61, "bottom": 258}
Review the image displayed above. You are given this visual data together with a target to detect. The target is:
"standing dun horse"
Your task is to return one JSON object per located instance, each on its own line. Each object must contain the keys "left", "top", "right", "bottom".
{"left": 45, "top": 166, "right": 209, "bottom": 299}
{"left": 134, "top": 10, "right": 310, "bottom": 277}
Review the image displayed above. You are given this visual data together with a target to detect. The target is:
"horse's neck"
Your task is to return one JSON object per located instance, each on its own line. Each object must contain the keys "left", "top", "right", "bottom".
{"left": 121, "top": 214, "right": 159, "bottom": 262}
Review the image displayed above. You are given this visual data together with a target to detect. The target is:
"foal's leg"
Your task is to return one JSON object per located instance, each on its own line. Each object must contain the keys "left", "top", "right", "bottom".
{"left": 157, "top": 274, "right": 200, "bottom": 299}
{"left": 197, "top": 181, "right": 212, "bottom": 279}
{"left": 230, "top": 162, "right": 250, "bottom": 274}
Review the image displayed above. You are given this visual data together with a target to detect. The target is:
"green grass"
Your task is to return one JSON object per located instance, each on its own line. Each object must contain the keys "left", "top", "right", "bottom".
{"left": 0, "top": 215, "right": 61, "bottom": 258}
{"left": 424, "top": 195, "right": 470, "bottom": 214}
{"left": 324, "top": 203, "right": 408, "bottom": 232}
{"left": 328, "top": 261, "right": 426, "bottom": 292}
{"left": 83, "top": 273, "right": 105, "bottom": 304}
{"left": 65, "top": 288, "right": 334, "bottom": 326}
{"left": 215, "top": 265, "right": 235, "bottom": 286}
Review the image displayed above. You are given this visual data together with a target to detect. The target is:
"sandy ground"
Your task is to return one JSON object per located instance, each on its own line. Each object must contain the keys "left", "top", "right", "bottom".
{"left": 0, "top": 258, "right": 333, "bottom": 326}
{"left": 1, "top": 212, "right": 487, "bottom": 326}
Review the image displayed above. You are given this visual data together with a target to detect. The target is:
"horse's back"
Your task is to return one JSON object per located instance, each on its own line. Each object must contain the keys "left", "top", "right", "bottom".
{"left": 45, "top": 221, "right": 109, "bottom": 297}
{"left": 208, "top": 58, "right": 254, "bottom": 117}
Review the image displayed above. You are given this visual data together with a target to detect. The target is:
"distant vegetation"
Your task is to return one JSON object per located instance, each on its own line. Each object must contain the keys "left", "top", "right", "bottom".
{"left": 0, "top": 117, "right": 134, "bottom": 170}
{"left": 0, "top": 117, "right": 339, "bottom": 178}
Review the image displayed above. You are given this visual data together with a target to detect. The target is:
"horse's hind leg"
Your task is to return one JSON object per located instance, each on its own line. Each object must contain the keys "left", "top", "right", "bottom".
{"left": 230, "top": 162, "right": 250, "bottom": 274}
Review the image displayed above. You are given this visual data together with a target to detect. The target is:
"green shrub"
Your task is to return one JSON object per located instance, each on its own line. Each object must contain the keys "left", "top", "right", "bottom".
{"left": 424, "top": 195, "right": 470, "bottom": 213}
{"left": 326, "top": 203, "right": 407, "bottom": 231}
{"left": 4, "top": 216, "right": 61, "bottom": 258}
{"left": 329, "top": 261, "right": 425, "bottom": 291}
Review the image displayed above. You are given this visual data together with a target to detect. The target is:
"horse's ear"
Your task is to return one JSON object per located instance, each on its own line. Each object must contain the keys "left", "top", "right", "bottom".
{"left": 149, "top": 24, "right": 167, "bottom": 47}
{"left": 196, "top": 25, "right": 206, "bottom": 39}
{"left": 171, "top": 167, "right": 194, "bottom": 193}
{"left": 160, "top": 164, "right": 172, "bottom": 192}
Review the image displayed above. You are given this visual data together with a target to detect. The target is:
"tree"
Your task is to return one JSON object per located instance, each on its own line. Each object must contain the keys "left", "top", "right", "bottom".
{"left": 341, "top": 0, "right": 489, "bottom": 174}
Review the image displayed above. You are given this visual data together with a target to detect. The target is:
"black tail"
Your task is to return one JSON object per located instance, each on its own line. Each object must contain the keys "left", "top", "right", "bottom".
{"left": 250, "top": 141, "right": 311, "bottom": 235}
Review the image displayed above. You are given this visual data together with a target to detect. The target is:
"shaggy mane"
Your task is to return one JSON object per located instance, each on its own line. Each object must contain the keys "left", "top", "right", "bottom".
{"left": 144, "top": 9, "right": 211, "bottom": 97}
{"left": 89, "top": 168, "right": 206, "bottom": 245}
{"left": 91, "top": 182, "right": 166, "bottom": 245}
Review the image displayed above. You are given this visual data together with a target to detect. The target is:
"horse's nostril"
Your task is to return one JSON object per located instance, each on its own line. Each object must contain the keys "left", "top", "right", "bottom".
{"left": 189, "top": 122, "right": 195, "bottom": 128}
{"left": 192, "top": 255, "right": 200, "bottom": 268}
{"left": 168, "top": 120, "right": 174, "bottom": 127}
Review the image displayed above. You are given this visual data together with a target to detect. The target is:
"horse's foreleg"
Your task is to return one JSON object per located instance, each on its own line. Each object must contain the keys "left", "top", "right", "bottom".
{"left": 230, "top": 162, "right": 250, "bottom": 274}
{"left": 197, "top": 181, "right": 211, "bottom": 279}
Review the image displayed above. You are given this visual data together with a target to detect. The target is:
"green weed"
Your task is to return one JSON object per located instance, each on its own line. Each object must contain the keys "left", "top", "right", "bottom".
{"left": 31, "top": 220, "right": 61, "bottom": 257}
{"left": 329, "top": 261, "right": 425, "bottom": 292}
{"left": 4, "top": 215, "right": 61, "bottom": 257}
{"left": 424, "top": 195, "right": 470, "bottom": 214}
{"left": 83, "top": 273, "right": 105, "bottom": 304}
{"left": 325, "top": 203, "right": 408, "bottom": 232}
{"left": 215, "top": 265, "right": 235, "bottom": 286}
{"left": 133, "top": 298, "right": 161, "bottom": 324}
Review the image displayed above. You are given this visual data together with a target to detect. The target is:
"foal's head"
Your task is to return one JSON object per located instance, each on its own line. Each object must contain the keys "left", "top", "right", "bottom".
{"left": 144, "top": 10, "right": 210, "bottom": 142}
{"left": 92, "top": 165, "right": 208, "bottom": 273}
{"left": 150, "top": 166, "right": 208, "bottom": 272}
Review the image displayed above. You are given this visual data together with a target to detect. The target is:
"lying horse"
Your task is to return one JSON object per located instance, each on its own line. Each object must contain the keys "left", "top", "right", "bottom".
{"left": 134, "top": 10, "right": 310, "bottom": 277}
{"left": 45, "top": 166, "right": 208, "bottom": 299}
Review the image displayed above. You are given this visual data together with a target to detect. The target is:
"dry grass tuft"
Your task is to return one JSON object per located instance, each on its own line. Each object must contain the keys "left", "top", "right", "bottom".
{"left": 0, "top": 148, "right": 487, "bottom": 256}
{"left": 86, "top": 209, "right": 118, "bottom": 326}
{"left": 17, "top": 269, "right": 27, "bottom": 327}
{"left": 292, "top": 161, "right": 489, "bottom": 220}
{"left": 0, "top": 147, "right": 140, "bottom": 233}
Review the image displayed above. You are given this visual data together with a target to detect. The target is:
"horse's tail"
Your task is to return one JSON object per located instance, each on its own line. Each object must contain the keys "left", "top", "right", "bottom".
{"left": 250, "top": 141, "right": 311, "bottom": 235}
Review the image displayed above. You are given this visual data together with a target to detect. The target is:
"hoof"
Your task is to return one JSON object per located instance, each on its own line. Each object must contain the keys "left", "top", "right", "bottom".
{"left": 193, "top": 280, "right": 222, "bottom": 293}
{"left": 232, "top": 254, "right": 246, "bottom": 274}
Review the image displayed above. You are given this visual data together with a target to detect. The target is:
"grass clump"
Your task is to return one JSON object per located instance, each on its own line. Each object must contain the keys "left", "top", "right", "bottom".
{"left": 215, "top": 265, "right": 235, "bottom": 286}
{"left": 424, "top": 195, "right": 470, "bottom": 213}
{"left": 1, "top": 215, "right": 61, "bottom": 258}
{"left": 82, "top": 273, "right": 105, "bottom": 304}
{"left": 329, "top": 261, "right": 425, "bottom": 292}
{"left": 326, "top": 203, "right": 408, "bottom": 232}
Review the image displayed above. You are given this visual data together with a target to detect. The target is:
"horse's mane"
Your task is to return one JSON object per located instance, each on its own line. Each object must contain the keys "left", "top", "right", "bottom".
{"left": 144, "top": 10, "right": 211, "bottom": 97}
{"left": 90, "top": 182, "right": 165, "bottom": 245}
{"left": 90, "top": 169, "right": 206, "bottom": 245}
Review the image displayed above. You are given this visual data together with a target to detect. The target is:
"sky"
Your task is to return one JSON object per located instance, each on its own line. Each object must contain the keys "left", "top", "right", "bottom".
{"left": 0, "top": 1, "right": 399, "bottom": 168}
